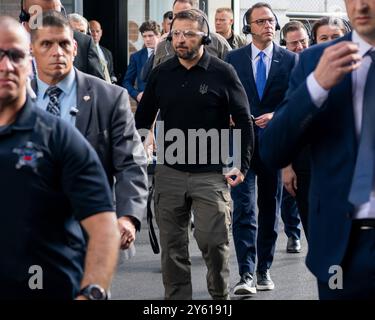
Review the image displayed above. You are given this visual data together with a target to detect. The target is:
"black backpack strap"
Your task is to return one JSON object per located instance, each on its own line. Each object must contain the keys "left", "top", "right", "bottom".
{"left": 147, "top": 176, "right": 160, "bottom": 254}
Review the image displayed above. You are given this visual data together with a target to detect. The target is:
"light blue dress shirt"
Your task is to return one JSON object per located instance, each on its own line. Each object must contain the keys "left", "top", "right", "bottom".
{"left": 36, "top": 68, "right": 78, "bottom": 126}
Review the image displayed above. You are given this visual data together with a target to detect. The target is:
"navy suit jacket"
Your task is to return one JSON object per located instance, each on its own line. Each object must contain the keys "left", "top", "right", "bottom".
{"left": 122, "top": 47, "right": 148, "bottom": 101}
{"left": 225, "top": 43, "right": 297, "bottom": 120}
{"left": 259, "top": 33, "right": 357, "bottom": 282}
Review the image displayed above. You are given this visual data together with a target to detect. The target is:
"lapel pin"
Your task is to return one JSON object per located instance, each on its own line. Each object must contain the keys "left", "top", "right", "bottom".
{"left": 83, "top": 95, "right": 91, "bottom": 101}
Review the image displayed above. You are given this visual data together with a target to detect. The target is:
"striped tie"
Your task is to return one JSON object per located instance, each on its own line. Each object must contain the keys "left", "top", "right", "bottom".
{"left": 45, "top": 86, "right": 62, "bottom": 117}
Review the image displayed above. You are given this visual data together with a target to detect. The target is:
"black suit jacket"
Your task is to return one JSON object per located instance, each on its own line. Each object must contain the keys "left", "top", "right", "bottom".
{"left": 73, "top": 31, "right": 106, "bottom": 80}
{"left": 100, "top": 45, "right": 115, "bottom": 79}
{"left": 31, "top": 69, "right": 148, "bottom": 228}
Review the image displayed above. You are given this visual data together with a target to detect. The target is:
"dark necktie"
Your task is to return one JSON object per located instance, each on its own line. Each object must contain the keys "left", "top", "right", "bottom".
{"left": 45, "top": 86, "right": 63, "bottom": 117}
{"left": 256, "top": 51, "right": 267, "bottom": 100}
{"left": 348, "top": 50, "right": 375, "bottom": 206}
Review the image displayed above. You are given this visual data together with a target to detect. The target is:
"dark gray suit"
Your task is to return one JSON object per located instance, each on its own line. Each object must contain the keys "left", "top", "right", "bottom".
{"left": 32, "top": 69, "right": 148, "bottom": 227}
{"left": 73, "top": 31, "right": 106, "bottom": 81}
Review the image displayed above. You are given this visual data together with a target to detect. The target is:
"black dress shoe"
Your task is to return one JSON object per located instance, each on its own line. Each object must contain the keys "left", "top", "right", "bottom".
{"left": 287, "top": 237, "right": 301, "bottom": 253}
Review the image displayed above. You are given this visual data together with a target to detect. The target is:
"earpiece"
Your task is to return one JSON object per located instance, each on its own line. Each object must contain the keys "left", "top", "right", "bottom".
{"left": 279, "top": 20, "right": 312, "bottom": 46}
{"left": 19, "top": 0, "right": 30, "bottom": 23}
{"left": 19, "top": 0, "right": 68, "bottom": 23}
{"left": 167, "top": 11, "right": 212, "bottom": 46}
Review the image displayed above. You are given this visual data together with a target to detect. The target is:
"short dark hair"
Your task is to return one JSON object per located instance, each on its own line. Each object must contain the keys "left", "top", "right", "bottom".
{"left": 139, "top": 20, "right": 161, "bottom": 35}
{"left": 311, "top": 16, "right": 348, "bottom": 42}
{"left": 173, "top": 9, "right": 208, "bottom": 33}
{"left": 30, "top": 11, "right": 72, "bottom": 42}
{"left": 246, "top": 2, "right": 273, "bottom": 23}
{"left": 282, "top": 21, "right": 307, "bottom": 39}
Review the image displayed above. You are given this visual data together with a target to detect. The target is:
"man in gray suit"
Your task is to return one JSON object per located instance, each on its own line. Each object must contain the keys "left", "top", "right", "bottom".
{"left": 22, "top": 0, "right": 106, "bottom": 80}
{"left": 30, "top": 11, "right": 148, "bottom": 249}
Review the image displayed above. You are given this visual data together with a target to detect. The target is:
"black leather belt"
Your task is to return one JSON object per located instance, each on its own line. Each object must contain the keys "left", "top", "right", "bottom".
{"left": 352, "top": 219, "right": 375, "bottom": 230}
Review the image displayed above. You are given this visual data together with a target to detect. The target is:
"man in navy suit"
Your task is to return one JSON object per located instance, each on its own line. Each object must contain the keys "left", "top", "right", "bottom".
{"left": 225, "top": 2, "right": 297, "bottom": 295}
{"left": 122, "top": 21, "right": 160, "bottom": 103}
{"left": 260, "top": 0, "right": 375, "bottom": 300}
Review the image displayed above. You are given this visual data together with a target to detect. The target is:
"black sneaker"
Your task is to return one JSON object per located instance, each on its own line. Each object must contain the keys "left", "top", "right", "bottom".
{"left": 287, "top": 237, "right": 301, "bottom": 253}
{"left": 256, "top": 270, "right": 275, "bottom": 291}
{"left": 233, "top": 272, "right": 256, "bottom": 295}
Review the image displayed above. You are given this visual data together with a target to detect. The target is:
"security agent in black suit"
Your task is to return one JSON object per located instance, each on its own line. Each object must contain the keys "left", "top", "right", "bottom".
{"left": 20, "top": 0, "right": 106, "bottom": 80}
{"left": 30, "top": 11, "right": 148, "bottom": 250}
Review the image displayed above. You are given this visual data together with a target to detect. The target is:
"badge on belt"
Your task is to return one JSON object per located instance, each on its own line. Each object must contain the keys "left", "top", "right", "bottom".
{"left": 13, "top": 141, "right": 43, "bottom": 173}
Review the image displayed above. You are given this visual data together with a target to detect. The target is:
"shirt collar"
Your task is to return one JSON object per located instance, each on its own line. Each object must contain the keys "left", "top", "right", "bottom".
{"left": 352, "top": 30, "right": 373, "bottom": 57}
{"left": 37, "top": 68, "right": 76, "bottom": 98}
{"left": 251, "top": 42, "right": 274, "bottom": 60}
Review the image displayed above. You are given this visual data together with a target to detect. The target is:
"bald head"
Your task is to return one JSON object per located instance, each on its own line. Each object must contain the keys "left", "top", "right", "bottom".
{"left": 0, "top": 16, "right": 32, "bottom": 111}
{"left": 0, "top": 16, "right": 30, "bottom": 49}
{"left": 89, "top": 20, "right": 102, "bottom": 44}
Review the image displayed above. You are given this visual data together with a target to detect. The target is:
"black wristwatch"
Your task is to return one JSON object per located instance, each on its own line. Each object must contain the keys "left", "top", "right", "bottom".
{"left": 78, "top": 284, "right": 109, "bottom": 300}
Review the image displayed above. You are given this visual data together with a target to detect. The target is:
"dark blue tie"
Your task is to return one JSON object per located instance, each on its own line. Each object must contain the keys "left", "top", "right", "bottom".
{"left": 348, "top": 50, "right": 375, "bottom": 206}
{"left": 256, "top": 51, "right": 267, "bottom": 100}
{"left": 45, "top": 86, "right": 62, "bottom": 117}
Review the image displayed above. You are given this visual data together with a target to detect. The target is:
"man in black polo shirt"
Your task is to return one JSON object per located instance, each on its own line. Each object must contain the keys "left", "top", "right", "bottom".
{"left": 135, "top": 10, "right": 254, "bottom": 300}
{"left": 0, "top": 16, "right": 120, "bottom": 300}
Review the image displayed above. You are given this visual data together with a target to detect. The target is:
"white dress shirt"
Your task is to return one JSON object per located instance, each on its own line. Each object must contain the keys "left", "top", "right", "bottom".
{"left": 307, "top": 31, "right": 375, "bottom": 219}
{"left": 147, "top": 48, "right": 154, "bottom": 58}
{"left": 251, "top": 42, "right": 274, "bottom": 80}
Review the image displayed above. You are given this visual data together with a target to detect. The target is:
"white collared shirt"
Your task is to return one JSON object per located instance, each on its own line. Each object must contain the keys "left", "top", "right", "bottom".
{"left": 251, "top": 42, "right": 274, "bottom": 80}
{"left": 307, "top": 31, "right": 375, "bottom": 219}
{"left": 147, "top": 48, "right": 154, "bottom": 58}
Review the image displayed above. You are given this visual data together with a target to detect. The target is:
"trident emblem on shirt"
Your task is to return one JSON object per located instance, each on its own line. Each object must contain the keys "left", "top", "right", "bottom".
{"left": 199, "top": 84, "right": 208, "bottom": 95}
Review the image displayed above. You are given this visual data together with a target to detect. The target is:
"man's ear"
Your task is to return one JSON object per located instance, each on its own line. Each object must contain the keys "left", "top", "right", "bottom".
{"left": 73, "top": 38, "right": 78, "bottom": 57}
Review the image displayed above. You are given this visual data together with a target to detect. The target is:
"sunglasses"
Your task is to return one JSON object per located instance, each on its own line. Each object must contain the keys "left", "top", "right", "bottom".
{"left": 0, "top": 48, "right": 29, "bottom": 66}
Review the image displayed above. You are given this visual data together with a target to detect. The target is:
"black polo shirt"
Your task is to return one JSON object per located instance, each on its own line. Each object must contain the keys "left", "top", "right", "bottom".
{"left": 135, "top": 51, "right": 253, "bottom": 175}
{"left": 0, "top": 98, "right": 114, "bottom": 299}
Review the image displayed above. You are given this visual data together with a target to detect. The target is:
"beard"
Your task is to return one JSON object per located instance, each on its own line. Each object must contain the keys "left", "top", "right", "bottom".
{"left": 175, "top": 44, "right": 201, "bottom": 60}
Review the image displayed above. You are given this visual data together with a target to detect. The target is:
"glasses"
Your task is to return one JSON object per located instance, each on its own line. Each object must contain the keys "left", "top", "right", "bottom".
{"left": 170, "top": 30, "right": 206, "bottom": 39}
{"left": 250, "top": 18, "right": 276, "bottom": 27}
{"left": 286, "top": 38, "right": 308, "bottom": 47}
{"left": 0, "top": 48, "right": 29, "bottom": 66}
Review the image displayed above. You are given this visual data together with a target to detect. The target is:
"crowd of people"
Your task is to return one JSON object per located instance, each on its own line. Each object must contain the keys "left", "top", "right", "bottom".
{"left": 0, "top": 0, "right": 374, "bottom": 301}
